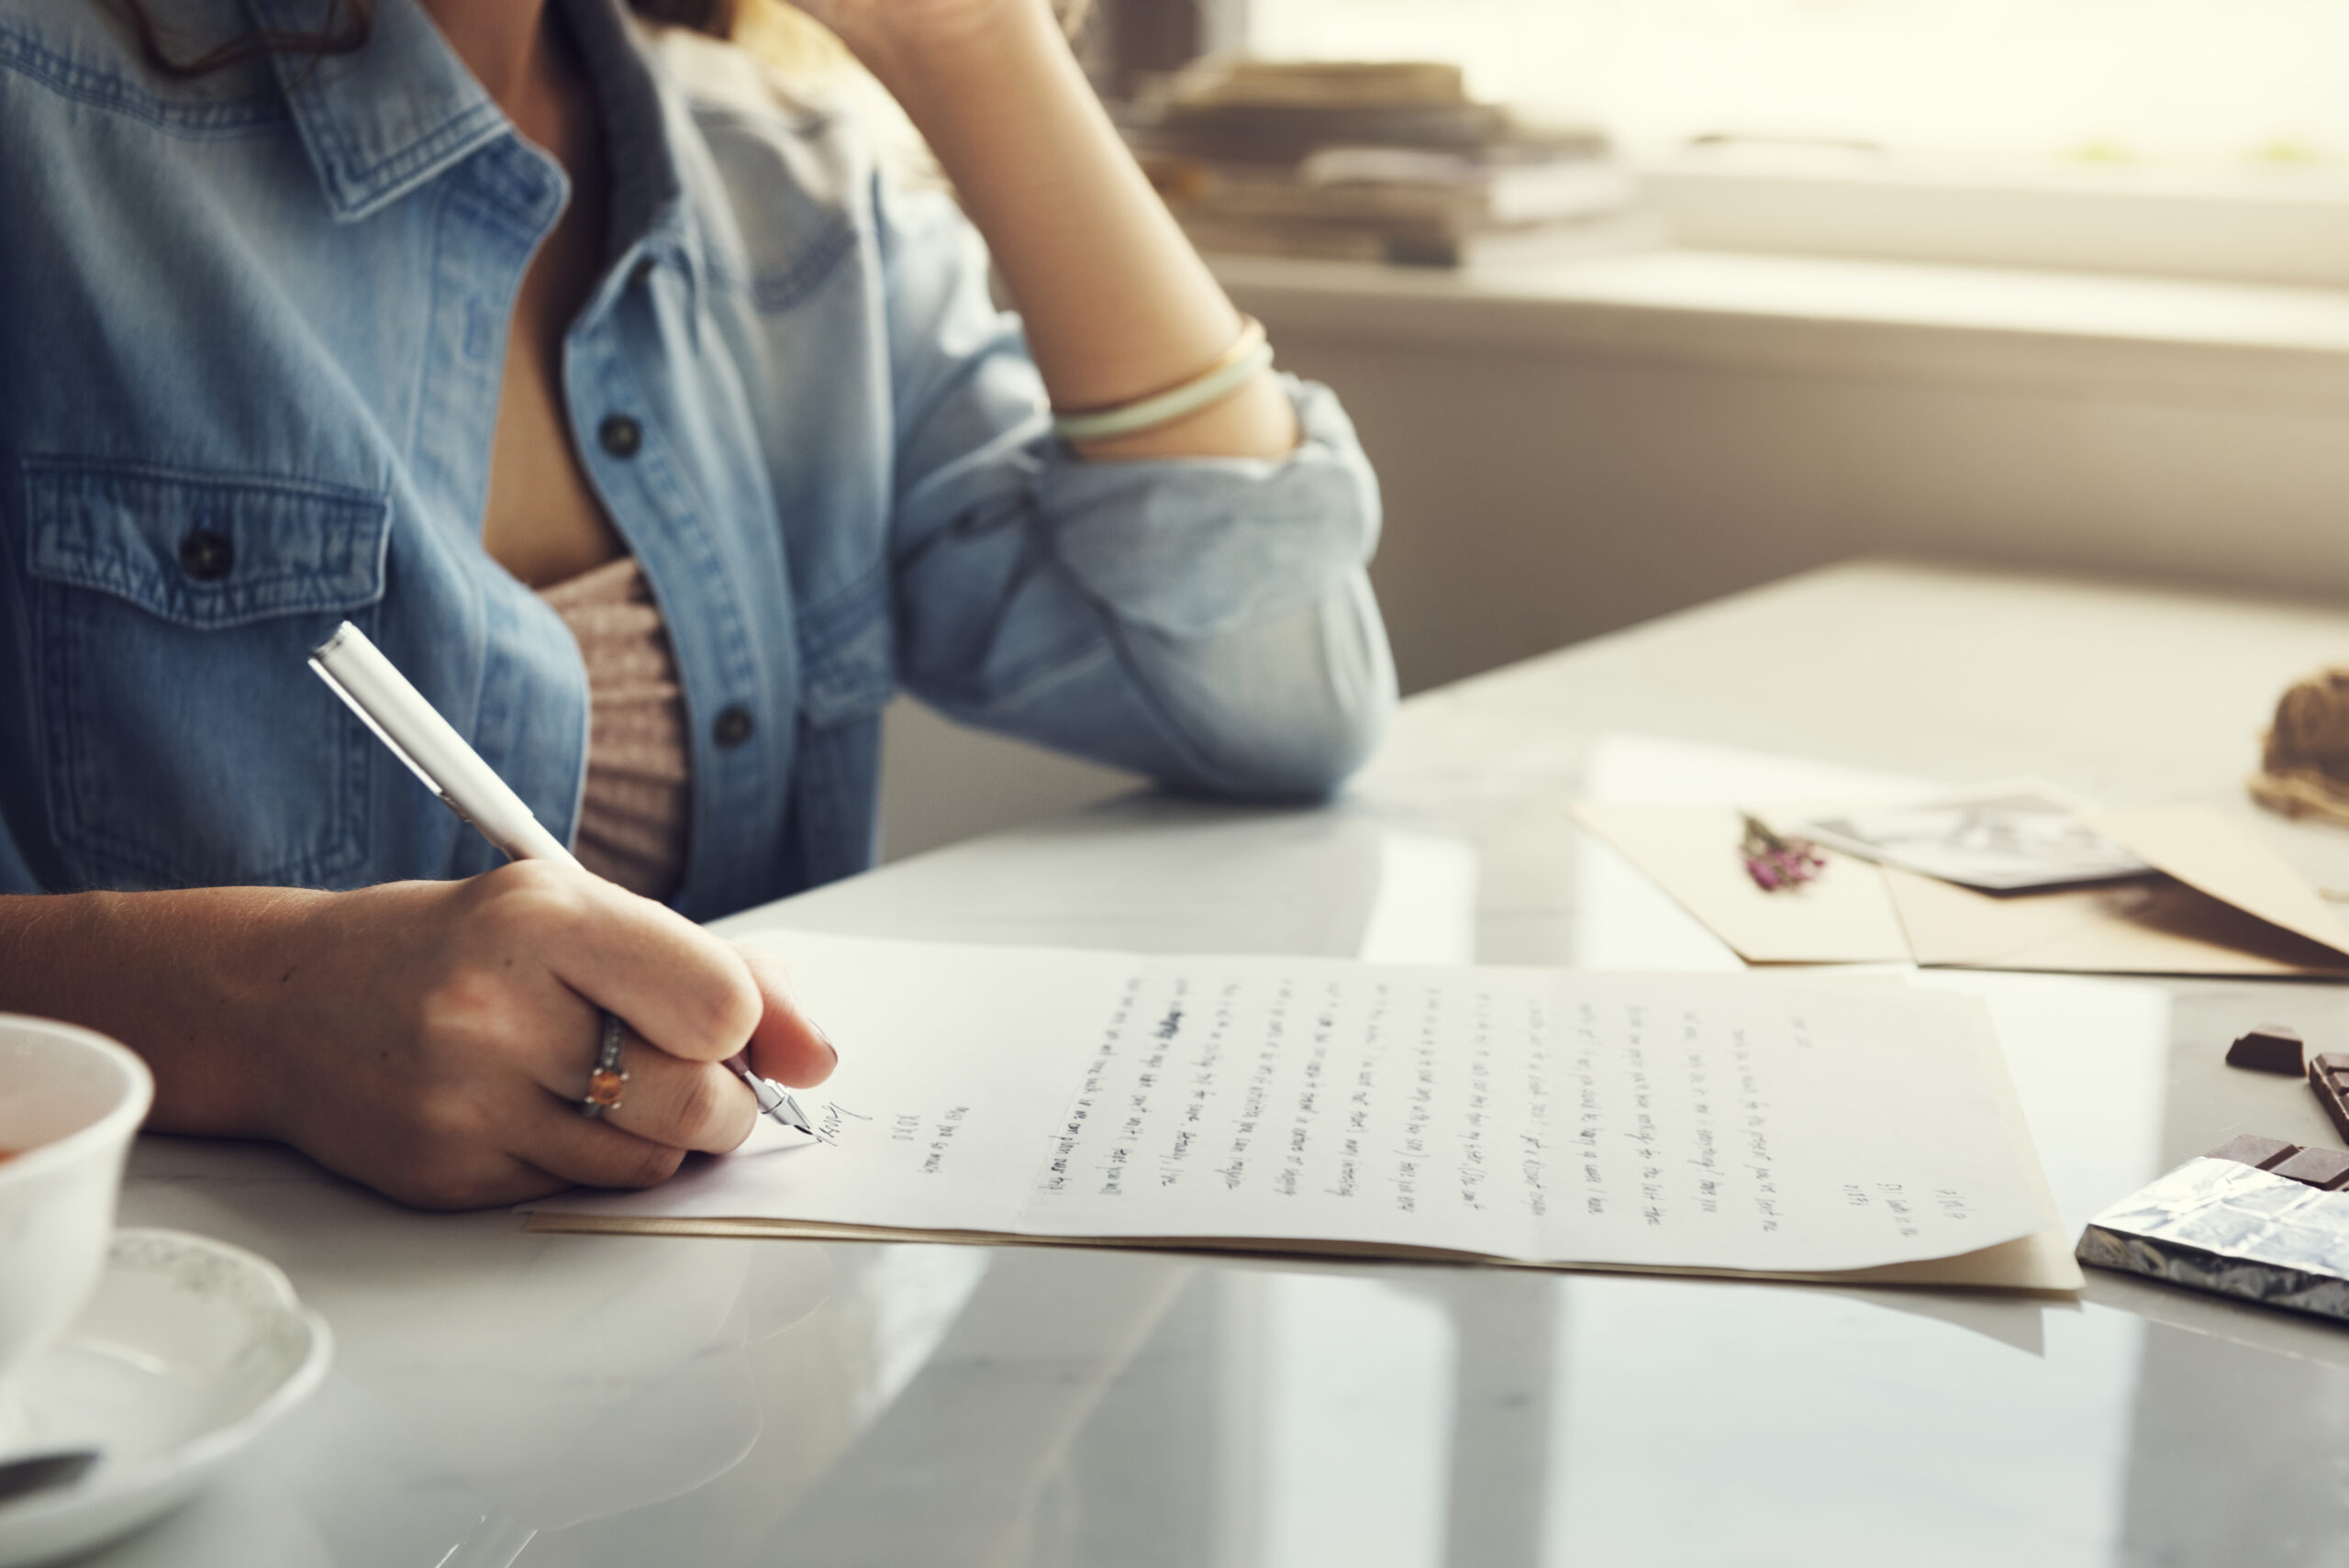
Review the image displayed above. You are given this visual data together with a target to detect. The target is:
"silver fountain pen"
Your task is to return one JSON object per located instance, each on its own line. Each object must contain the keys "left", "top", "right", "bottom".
{"left": 307, "top": 620, "right": 814, "bottom": 1135}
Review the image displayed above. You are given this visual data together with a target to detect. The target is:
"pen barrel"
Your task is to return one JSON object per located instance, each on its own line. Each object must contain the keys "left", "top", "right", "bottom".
{"left": 468, "top": 806, "right": 573, "bottom": 865}
{"left": 311, "top": 622, "right": 581, "bottom": 868}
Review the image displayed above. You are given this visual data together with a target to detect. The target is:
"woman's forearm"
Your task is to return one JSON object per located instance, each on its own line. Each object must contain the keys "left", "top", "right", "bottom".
{"left": 863, "top": 1, "right": 1298, "bottom": 461}
{"left": 0, "top": 888, "right": 312, "bottom": 1139}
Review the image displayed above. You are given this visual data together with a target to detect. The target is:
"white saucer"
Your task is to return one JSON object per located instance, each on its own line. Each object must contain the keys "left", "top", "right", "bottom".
{"left": 0, "top": 1229, "right": 332, "bottom": 1567}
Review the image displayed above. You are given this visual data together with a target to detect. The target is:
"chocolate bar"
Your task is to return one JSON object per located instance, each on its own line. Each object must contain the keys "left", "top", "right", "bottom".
{"left": 2270, "top": 1147, "right": 2349, "bottom": 1191}
{"left": 2205, "top": 1133, "right": 2349, "bottom": 1189}
{"left": 2206, "top": 1132, "right": 2299, "bottom": 1170}
{"left": 2226, "top": 1024, "right": 2306, "bottom": 1076}
{"left": 2310, "top": 1053, "right": 2349, "bottom": 1144}
{"left": 2077, "top": 1142, "right": 2349, "bottom": 1322}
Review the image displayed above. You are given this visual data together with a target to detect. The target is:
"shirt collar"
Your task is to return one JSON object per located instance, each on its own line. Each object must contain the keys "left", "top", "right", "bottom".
{"left": 246, "top": 0, "right": 709, "bottom": 301}
{"left": 244, "top": 0, "right": 507, "bottom": 223}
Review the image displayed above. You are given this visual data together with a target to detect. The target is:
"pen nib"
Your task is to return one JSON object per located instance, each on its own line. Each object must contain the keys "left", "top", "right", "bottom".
{"left": 752, "top": 1076, "right": 815, "bottom": 1136}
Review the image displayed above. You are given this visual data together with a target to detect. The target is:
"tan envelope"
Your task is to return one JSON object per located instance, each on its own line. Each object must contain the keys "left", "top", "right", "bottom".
{"left": 1574, "top": 800, "right": 2349, "bottom": 978}
{"left": 2088, "top": 805, "right": 2349, "bottom": 958}
{"left": 1570, "top": 802, "right": 1912, "bottom": 964}
{"left": 1883, "top": 865, "right": 2349, "bottom": 976}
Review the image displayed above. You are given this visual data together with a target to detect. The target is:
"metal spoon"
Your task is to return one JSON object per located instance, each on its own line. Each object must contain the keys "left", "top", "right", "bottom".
{"left": 0, "top": 1450, "right": 98, "bottom": 1506}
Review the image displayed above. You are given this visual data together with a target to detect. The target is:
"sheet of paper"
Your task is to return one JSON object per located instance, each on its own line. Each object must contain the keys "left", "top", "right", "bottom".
{"left": 529, "top": 933, "right": 2060, "bottom": 1281}
{"left": 526, "top": 1213, "right": 2084, "bottom": 1292}
{"left": 1567, "top": 804, "right": 1911, "bottom": 964}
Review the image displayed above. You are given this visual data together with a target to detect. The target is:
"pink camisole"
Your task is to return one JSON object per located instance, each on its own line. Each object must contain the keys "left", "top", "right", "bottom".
{"left": 536, "top": 556, "right": 692, "bottom": 901}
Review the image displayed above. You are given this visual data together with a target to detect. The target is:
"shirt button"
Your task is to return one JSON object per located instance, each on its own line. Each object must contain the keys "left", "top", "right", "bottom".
{"left": 177, "top": 528, "right": 234, "bottom": 581}
{"left": 598, "top": 414, "right": 642, "bottom": 458}
{"left": 712, "top": 705, "right": 755, "bottom": 750}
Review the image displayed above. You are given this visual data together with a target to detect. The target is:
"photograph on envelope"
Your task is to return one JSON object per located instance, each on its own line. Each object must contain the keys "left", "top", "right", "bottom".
{"left": 1796, "top": 783, "right": 2151, "bottom": 892}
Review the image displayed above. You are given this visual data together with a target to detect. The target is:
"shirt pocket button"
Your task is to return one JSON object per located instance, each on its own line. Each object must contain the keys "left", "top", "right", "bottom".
{"left": 177, "top": 528, "right": 234, "bottom": 580}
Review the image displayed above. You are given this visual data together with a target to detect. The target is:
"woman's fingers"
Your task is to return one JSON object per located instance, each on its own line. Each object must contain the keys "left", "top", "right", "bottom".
{"left": 733, "top": 941, "right": 840, "bottom": 1089}
{"left": 251, "top": 871, "right": 793, "bottom": 1211}
{"left": 391, "top": 1163, "right": 572, "bottom": 1212}
{"left": 524, "top": 1020, "right": 758, "bottom": 1154}
{"left": 512, "top": 1100, "right": 696, "bottom": 1193}
{"left": 335, "top": 869, "right": 849, "bottom": 1211}
{"left": 481, "top": 862, "right": 763, "bottom": 1064}
{"left": 458, "top": 871, "right": 841, "bottom": 1161}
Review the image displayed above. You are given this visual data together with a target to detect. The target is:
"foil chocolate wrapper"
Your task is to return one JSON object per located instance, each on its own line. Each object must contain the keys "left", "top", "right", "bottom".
{"left": 2077, "top": 1157, "right": 2349, "bottom": 1322}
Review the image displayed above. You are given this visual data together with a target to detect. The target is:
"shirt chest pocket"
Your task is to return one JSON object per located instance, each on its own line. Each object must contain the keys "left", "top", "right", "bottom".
{"left": 23, "top": 460, "right": 391, "bottom": 891}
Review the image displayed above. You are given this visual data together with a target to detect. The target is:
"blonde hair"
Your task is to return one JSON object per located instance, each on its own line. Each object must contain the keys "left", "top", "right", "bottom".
{"left": 729, "top": 2, "right": 859, "bottom": 79}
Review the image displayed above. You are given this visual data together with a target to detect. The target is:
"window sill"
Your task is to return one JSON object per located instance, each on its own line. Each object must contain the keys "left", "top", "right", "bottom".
{"left": 1639, "top": 158, "right": 2349, "bottom": 293}
{"left": 1209, "top": 246, "right": 2349, "bottom": 414}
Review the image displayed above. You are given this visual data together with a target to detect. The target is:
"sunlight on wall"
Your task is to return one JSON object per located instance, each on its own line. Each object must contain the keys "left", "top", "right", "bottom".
{"left": 1250, "top": 0, "right": 2349, "bottom": 167}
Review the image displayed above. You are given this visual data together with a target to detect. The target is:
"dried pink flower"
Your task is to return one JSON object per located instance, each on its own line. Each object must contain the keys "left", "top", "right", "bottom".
{"left": 1740, "top": 814, "right": 1826, "bottom": 893}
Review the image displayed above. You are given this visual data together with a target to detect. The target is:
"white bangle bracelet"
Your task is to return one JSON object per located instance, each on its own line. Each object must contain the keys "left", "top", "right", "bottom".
{"left": 1051, "top": 318, "right": 1275, "bottom": 443}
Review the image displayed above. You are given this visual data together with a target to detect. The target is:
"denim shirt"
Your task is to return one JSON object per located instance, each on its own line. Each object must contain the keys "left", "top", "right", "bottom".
{"left": 0, "top": 0, "right": 1395, "bottom": 919}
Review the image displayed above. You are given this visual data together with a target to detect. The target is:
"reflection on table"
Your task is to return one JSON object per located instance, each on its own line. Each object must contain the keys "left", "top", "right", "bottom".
{"left": 99, "top": 562, "right": 2349, "bottom": 1565}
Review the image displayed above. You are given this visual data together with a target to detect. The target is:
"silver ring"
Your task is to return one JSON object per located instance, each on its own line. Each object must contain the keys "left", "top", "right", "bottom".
{"left": 578, "top": 1013, "right": 628, "bottom": 1118}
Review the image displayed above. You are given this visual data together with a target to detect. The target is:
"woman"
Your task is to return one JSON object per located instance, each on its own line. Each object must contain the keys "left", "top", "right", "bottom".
{"left": 0, "top": 0, "right": 1393, "bottom": 1207}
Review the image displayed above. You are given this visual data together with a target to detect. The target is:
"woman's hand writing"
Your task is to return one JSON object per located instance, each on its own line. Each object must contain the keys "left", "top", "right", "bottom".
{"left": 0, "top": 866, "right": 837, "bottom": 1209}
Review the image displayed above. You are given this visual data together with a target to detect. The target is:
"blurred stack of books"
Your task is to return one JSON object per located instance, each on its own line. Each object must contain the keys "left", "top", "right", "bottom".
{"left": 1121, "top": 60, "right": 1658, "bottom": 267}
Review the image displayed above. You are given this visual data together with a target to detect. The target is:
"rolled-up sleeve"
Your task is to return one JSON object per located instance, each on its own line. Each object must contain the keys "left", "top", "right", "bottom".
{"left": 879, "top": 177, "right": 1397, "bottom": 799}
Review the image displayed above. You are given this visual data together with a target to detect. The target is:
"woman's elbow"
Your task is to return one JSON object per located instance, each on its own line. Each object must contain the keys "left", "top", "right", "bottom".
{"left": 1153, "top": 575, "right": 1399, "bottom": 800}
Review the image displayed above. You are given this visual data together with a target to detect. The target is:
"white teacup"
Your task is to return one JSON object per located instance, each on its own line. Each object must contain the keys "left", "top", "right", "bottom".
{"left": 0, "top": 1016, "right": 152, "bottom": 1431}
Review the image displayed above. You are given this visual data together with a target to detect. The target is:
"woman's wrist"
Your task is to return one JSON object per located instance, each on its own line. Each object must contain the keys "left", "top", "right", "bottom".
{"left": 128, "top": 886, "right": 329, "bottom": 1143}
{"left": 817, "top": 0, "right": 1057, "bottom": 111}
{"left": 822, "top": 0, "right": 1298, "bottom": 458}
{"left": 0, "top": 887, "right": 323, "bottom": 1142}
{"left": 850, "top": 0, "right": 1067, "bottom": 139}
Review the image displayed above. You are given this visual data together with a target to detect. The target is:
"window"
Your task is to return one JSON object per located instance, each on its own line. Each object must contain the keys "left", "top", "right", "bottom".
{"left": 1248, "top": 0, "right": 2349, "bottom": 168}
{"left": 1242, "top": 0, "right": 2349, "bottom": 284}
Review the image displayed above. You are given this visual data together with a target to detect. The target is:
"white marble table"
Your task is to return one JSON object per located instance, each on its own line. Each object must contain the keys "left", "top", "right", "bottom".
{"left": 105, "top": 560, "right": 2349, "bottom": 1566}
